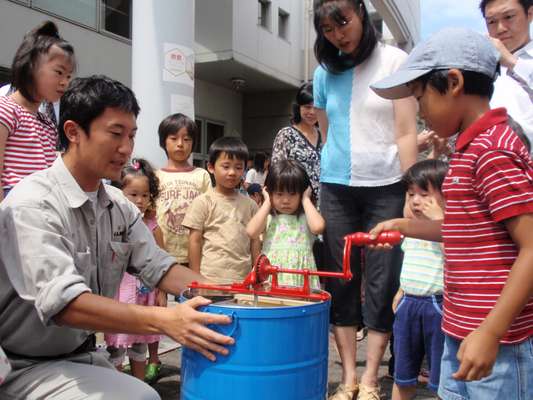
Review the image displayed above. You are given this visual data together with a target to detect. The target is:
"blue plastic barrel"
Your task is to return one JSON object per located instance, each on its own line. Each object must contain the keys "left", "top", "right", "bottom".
{"left": 180, "top": 292, "right": 330, "bottom": 400}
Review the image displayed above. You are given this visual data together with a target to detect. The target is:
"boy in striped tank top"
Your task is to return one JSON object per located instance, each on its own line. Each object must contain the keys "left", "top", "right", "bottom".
{"left": 371, "top": 28, "right": 533, "bottom": 400}
{"left": 391, "top": 159, "right": 447, "bottom": 399}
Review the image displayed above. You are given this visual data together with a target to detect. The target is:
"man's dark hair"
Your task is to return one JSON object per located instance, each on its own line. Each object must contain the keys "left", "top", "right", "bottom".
{"left": 291, "top": 82, "right": 314, "bottom": 124}
{"left": 11, "top": 21, "right": 75, "bottom": 103}
{"left": 314, "top": 0, "right": 378, "bottom": 74}
{"left": 158, "top": 113, "right": 198, "bottom": 156}
{"left": 58, "top": 75, "right": 140, "bottom": 152}
{"left": 415, "top": 69, "right": 496, "bottom": 99}
{"left": 402, "top": 159, "right": 448, "bottom": 193}
{"left": 208, "top": 136, "right": 248, "bottom": 165}
{"left": 479, "top": 0, "right": 532, "bottom": 17}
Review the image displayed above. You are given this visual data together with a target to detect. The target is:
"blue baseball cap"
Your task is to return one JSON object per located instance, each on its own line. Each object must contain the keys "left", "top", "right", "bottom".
{"left": 371, "top": 28, "right": 500, "bottom": 100}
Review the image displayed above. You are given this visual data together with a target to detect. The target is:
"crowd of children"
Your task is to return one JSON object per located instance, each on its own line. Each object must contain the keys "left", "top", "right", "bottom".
{"left": 0, "top": 3, "right": 532, "bottom": 399}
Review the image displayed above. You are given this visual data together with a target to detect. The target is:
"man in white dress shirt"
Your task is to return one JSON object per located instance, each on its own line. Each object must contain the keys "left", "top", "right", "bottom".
{"left": 480, "top": 0, "right": 533, "bottom": 149}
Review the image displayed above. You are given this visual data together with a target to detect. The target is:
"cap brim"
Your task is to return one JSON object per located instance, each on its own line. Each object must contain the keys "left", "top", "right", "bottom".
{"left": 371, "top": 69, "right": 430, "bottom": 100}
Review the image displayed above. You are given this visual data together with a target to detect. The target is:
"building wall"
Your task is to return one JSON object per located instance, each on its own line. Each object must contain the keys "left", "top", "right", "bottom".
{"left": 0, "top": 0, "right": 420, "bottom": 157}
{"left": 242, "top": 89, "right": 295, "bottom": 152}
{"left": 232, "top": 0, "right": 304, "bottom": 87}
{"left": 371, "top": 0, "right": 420, "bottom": 49}
{"left": 195, "top": 78, "right": 243, "bottom": 138}
{"left": 0, "top": 0, "right": 131, "bottom": 85}
{"left": 195, "top": 0, "right": 233, "bottom": 62}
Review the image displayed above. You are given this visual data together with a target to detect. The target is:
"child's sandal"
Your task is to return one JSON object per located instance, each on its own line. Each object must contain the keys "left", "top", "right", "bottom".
{"left": 356, "top": 384, "right": 380, "bottom": 400}
{"left": 329, "top": 383, "right": 359, "bottom": 400}
{"left": 144, "top": 362, "right": 161, "bottom": 383}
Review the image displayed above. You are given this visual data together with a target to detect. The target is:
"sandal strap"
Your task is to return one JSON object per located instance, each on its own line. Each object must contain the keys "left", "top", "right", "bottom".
{"left": 356, "top": 384, "right": 380, "bottom": 400}
{"left": 329, "top": 383, "right": 359, "bottom": 400}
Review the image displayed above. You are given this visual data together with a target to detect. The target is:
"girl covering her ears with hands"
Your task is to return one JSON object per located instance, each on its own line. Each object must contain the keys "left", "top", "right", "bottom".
{"left": 246, "top": 160, "right": 325, "bottom": 289}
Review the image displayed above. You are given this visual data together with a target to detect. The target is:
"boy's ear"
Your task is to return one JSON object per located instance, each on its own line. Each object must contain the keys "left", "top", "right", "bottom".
{"left": 62, "top": 120, "right": 83, "bottom": 145}
{"left": 207, "top": 162, "right": 215, "bottom": 174}
{"left": 447, "top": 69, "right": 464, "bottom": 96}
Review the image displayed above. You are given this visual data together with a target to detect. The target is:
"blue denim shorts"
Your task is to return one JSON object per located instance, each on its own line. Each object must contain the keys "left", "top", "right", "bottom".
{"left": 438, "top": 335, "right": 533, "bottom": 400}
{"left": 393, "top": 294, "right": 444, "bottom": 392}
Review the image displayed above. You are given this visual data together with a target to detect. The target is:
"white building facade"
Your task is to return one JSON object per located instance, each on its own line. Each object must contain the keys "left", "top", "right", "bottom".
{"left": 0, "top": 0, "right": 420, "bottom": 167}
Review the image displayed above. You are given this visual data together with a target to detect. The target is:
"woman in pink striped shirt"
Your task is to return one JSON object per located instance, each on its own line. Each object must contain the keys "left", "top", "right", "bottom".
{"left": 0, "top": 21, "right": 75, "bottom": 200}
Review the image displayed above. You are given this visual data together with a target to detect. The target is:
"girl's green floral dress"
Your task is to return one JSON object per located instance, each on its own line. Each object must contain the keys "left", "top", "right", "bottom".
{"left": 262, "top": 214, "right": 320, "bottom": 289}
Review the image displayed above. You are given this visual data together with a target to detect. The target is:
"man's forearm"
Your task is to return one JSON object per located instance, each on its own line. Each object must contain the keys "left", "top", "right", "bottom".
{"left": 54, "top": 292, "right": 165, "bottom": 335}
{"left": 157, "top": 263, "right": 209, "bottom": 295}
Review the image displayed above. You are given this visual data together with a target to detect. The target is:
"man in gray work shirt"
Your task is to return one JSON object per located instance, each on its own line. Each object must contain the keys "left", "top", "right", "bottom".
{"left": 0, "top": 75, "right": 233, "bottom": 399}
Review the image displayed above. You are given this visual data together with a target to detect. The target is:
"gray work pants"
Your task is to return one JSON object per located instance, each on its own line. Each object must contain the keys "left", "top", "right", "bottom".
{"left": 0, "top": 351, "right": 160, "bottom": 400}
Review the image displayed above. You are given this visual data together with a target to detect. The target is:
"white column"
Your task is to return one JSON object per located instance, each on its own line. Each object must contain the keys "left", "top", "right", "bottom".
{"left": 131, "top": 0, "right": 195, "bottom": 167}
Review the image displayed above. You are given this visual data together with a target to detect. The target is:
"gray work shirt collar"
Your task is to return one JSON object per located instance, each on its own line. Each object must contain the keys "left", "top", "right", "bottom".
{"left": 52, "top": 157, "right": 112, "bottom": 211}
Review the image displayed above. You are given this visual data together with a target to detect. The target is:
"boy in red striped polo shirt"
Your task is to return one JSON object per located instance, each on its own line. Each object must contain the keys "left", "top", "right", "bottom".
{"left": 370, "top": 28, "right": 533, "bottom": 400}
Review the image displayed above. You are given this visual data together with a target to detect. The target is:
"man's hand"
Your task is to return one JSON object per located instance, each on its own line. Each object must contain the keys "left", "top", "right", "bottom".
{"left": 161, "top": 296, "right": 235, "bottom": 362}
{"left": 488, "top": 36, "right": 518, "bottom": 69}
{"left": 452, "top": 327, "right": 500, "bottom": 381}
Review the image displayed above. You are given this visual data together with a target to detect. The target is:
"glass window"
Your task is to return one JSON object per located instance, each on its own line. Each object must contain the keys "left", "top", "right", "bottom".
{"left": 102, "top": 0, "right": 131, "bottom": 39}
{"left": 0, "top": 67, "right": 11, "bottom": 88}
{"left": 258, "top": 0, "right": 271, "bottom": 30}
{"left": 193, "top": 119, "right": 203, "bottom": 154}
{"left": 32, "top": 0, "right": 98, "bottom": 28}
{"left": 192, "top": 118, "right": 225, "bottom": 168}
{"left": 278, "top": 8, "right": 289, "bottom": 40}
{"left": 206, "top": 122, "right": 224, "bottom": 151}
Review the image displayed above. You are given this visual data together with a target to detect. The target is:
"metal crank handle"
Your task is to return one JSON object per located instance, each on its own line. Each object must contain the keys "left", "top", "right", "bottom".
{"left": 344, "top": 231, "right": 403, "bottom": 246}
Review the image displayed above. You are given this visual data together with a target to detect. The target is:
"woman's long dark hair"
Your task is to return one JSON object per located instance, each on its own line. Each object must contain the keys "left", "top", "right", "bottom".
{"left": 313, "top": 0, "right": 378, "bottom": 74}
{"left": 291, "top": 82, "right": 314, "bottom": 124}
